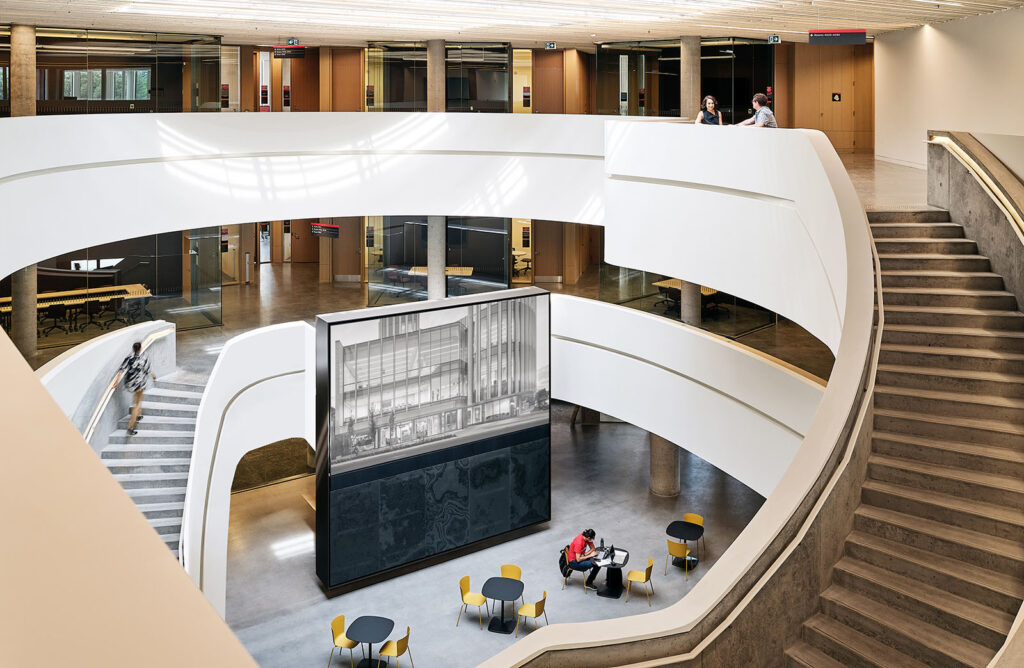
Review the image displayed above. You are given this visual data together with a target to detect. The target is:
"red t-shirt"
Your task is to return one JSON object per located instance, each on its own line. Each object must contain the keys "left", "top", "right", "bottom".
{"left": 569, "top": 534, "right": 593, "bottom": 562}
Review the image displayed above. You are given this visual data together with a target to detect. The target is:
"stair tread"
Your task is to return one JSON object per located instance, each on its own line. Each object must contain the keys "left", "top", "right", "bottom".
{"left": 103, "top": 457, "right": 193, "bottom": 468}
{"left": 877, "top": 364, "right": 1024, "bottom": 384}
{"left": 112, "top": 471, "right": 190, "bottom": 481}
{"left": 877, "top": 253, "right": 988, "bottom": 259}
{"left": 875, "top": 238, "right": 976, "bottom": 244}
{"left": 875, "top": 407, "right": 1024, "bottom": 436}
{"left": 124, "top": 486, "right": 187, "bottom": 498}
{"left": 785, "top": 640, "right": 847, "bottom": 668}
{"left": 863, "top": 477, "right": 1024, "bottom": 527}
{"left": 846, "top": 530, "right": 1024, "bottom": 599}
{"left": 821, "top": 586, "right": 995, "bottom": 667}
{"left": 856, "top": 505, "right": 1024, "bottom": 561}
{"left": 110, "top": 429, "right": 195, "bottom": 438}
{"left": 118, "top": 415, "right": 198, "bottom": 425}
{"left": 869, "top": 454, "right": 1024, "bottom": 494}
{"left": 804, "top": 613, "right": 930, "bottom": 668}
{"left": 879, "top": 304, "right": 1024, "bottom": 317}
{"left": 881, "top": 343, "right": 1024, "bottom": 361}
{"left": 102, "top": 444, "right": 193, "bottom": 455}
{"left": 135, "top": 501, "right": 186, "bottom": 512}
{"left": 161, "top": 532, "right": 181, "bottom": 543}
{"left": 872, "top": 430, "right": 1024, "bottom": 464}
{"left": 835, "top": 556, "right": 1015, "bottom": 634}
{"left": 881, "top": 287, "right": 1015, "bottom": 297}
{"left": 147, "top": 517, "right": 184, "bottom": 528}
{"left": 875, "top": 384, "right": 1024, "bottom": 409}
{"left": 144, "top": 388, "right": 203, "bottom": 398}
{"left": 138, "top": 400, "right": 198, "bottom": 410}
{"left": 870, "top": 222, "right": 961, "bottom": 228}
{"left": 880, "top": 270, "right": 999, "bottom": 277}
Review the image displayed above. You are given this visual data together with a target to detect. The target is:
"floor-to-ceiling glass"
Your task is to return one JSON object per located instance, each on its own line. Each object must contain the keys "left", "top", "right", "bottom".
{"left": 365, "top": 42, "right": 427, "bottom": 112}
{"left": 445, "top": 43, "right": 510, "bottom": 113}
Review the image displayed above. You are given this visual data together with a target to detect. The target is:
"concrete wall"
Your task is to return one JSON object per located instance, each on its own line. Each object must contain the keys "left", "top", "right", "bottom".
{"left": 875, "top": 7, "right": 1024, "bottom": 167}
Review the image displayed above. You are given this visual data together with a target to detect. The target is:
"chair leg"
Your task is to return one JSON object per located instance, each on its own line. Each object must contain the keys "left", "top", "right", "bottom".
{"left": 665, "top": 554, "right": 669, "bottom": 576}
{"left": 544, "top": 610, "right": 549, "bottom": 625}
{"left": 514, "top": 615, "right": 520, "bottom": 638}
{"left": 409, "top": 647, "right": 414, "bottom": 668}
{"left": 645, "top": 582, "right": 651, "bottom": 607}
{"left": 327, "top": 646, "right": 335, "bottom": 668}
{"left": 457, "top": 603, "right": 463, "bottom": 627}
{"left": 625, "top": 580, "right": 631, "bottom": 603}
{"left": 478, "top": 604, "right": 483, "bottom": 630}
{"left": 349, "top": 648, "right": 354, "bottom": 668}
{"left": 649, "top": 579, "right": 654, "bottom": 593}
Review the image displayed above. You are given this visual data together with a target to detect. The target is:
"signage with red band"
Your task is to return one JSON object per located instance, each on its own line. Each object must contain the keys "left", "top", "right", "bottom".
{"left": 809, "top": 29, "right": 866, "bottom": 45}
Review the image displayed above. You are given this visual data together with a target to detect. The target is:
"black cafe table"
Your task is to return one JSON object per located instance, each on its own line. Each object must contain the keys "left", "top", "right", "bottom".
{"left": 346, "top": 615, "right": 394, "bottom": 668}
{"left": 666, "top": 520, "right": 703, "bottom": 570}
{"left": 482, "top": 576, "right": 525, "bottom": 634}
{"left": 594, "top": 547, "right": 630, "bottom": 599}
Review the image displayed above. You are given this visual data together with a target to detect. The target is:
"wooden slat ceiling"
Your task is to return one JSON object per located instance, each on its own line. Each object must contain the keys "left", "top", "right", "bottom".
{"left": 2, "top": 0, "right": 1022, "bottom": 47}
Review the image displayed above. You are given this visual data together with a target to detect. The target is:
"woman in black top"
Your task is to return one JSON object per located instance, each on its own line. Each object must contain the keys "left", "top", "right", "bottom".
{"left": 695, "top": 95, "right": 724, "bottom": 125}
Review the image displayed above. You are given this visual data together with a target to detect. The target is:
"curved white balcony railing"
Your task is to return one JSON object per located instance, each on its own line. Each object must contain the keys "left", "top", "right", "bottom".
{"left": 0, "top": 113, "right": 873, "bottom": 664}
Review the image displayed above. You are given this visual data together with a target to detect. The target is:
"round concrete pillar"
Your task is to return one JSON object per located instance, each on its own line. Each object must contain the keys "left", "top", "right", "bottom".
{"left": 649, "top": 433, "right": 680, "bottom": 497}
{"left": 426, "top": 40, "right": 445, "bottom": 112}
{"left": 679, "top": 279, "right": 702, "bottom": 327}
{"left": 427, "top": 215, "right": 446, "bottom": 299}
{"left": 680, "top": 36, "right": 701, "bottom": 121}
{"left": 10, "top": 26, "right": 37, "bottom": 360}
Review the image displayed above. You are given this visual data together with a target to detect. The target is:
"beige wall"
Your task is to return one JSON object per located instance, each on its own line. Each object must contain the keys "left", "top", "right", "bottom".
{"left": 875, "top": 6, "right": 1024, "bottom": 167}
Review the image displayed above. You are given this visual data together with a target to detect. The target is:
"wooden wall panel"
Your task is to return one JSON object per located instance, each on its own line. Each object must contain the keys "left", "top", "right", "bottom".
{"left": 333, "top": 217, "right": 363, "bottom": 280}
{"left": 271, "top": 55, "right": 283, "bottom": 112}
{"left": 792, "top": 43, "right": 873, "bottom": 153}
{"left": 773, "top": 43, "right": 795, "bottom": 128}
{"left": 532, "top": 49, "right": 564, "bottom": 114}
{"left": 331, "top": 48, "right": 364, "bottom": 112}
{"left": 290, "top": 219, "right": 319, "bottom": 263}
{"left": 271, "top": 220, "right": 283, "bottom": 263}
{"left": 239, "top": 46, "right": 256, "bottom": 112}
{"left": 288, "top": 48, "right": 320, "bottom": 112}
{"left": 563, "top": 49, "right": 591, "bottom": 114}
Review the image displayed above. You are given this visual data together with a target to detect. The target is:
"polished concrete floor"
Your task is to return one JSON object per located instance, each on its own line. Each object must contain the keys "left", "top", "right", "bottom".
{"left": 227, "top": 401, "right": 764, "bottom": 668}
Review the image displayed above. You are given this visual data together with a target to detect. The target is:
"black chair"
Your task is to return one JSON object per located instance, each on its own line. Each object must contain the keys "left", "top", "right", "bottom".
{"left": 103, "top": 297, "right": 131, "bottom": 329}
{"left": 0, "top": 310, "right": 10, "bottom": 333}
{"left": 74, "top": 299, "right": 105, "bottom": 333}
{"left": 40, "top": 304, "right": 70, "bottom": 336}
{"left": 655, "top": 286, "right": 681, "bottom": 315}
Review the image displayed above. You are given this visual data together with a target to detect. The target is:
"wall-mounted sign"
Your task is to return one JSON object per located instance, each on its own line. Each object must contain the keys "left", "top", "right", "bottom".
{"left": 522, "top": 226, "right": 530, "bottom": 248}
{"left": 545, "top": 42, "right": 556, "bottom": 50}
{"left": 768, "top": 34, "right": 781, "bottom": 44}
{"left": 365, "top": 226, "right": 375, "bottom": 248}
{"left": 638, "top": 88, "right": 646, "bottom": 106}
{"left": 260, "top": 84, "right": 269, "bottom": 112}
{"left": 283, "top": 85, "right": 291, "bottom": 107}
{"left": 283, "top": 220, "right": 291, "bottom": 234}
{"left": 832, "top": 92, "right": 841, "bottom": 102}
{"left": 522, "top": 86, "right": 531, "bottom": 108}
{"left": 809, "top": 29, "right": 866, "bottom": 45}
{"left": 273, "top": 45, "right": 306, "bottom": 58}
{"left": 220, "top": 83, "right": 229, "bottom": 109}
{"left": 311, "top": 221, "right": 340, "bottom": 239}
{"left": 366, "top": 84, "right": 375, "bottom": 108}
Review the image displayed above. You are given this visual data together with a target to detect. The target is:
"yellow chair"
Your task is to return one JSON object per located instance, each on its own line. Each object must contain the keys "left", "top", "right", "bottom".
{"left": 560, "top": 546, "right": 589, "bottom": 594}
{"left": 515, "top": 591, "right": 549, "bottom": 638}
{"left": 666, "top": 539, "right": 692, "bottom": 579}
{"left": 328, "top": 615, "right": 359, "bottom": 668}
{"left": 683, "top": 513, "right": 706, "bottom": 558}
{"left": 377, "top": 626, "right": 413, "bottom": 668}
{"left": 625, "top": 558, "right": 655, "bottom": 606}
{"left": 457, "top": 576, "right": 488, "bottom": 630}
{"left": 501, "top": 563, "right": 525, "bottom": 605}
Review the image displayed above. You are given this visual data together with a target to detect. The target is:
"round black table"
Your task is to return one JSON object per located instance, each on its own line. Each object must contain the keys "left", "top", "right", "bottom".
{"left": 666, "top": 520, "right": 703, "bottom": 569}
{"left": 346, "top": 615, "right": 394, "bottom": 668}
{"left": 595, "top": 548, "right": 630, "bottom": 599}
{"left": 482, "top": 576, "right": 525, "bottom": 634}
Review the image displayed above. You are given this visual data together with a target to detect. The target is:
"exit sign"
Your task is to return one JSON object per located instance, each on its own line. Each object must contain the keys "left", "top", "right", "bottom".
{"left": 768, "top": 35, "right": 781, "bottom": 44}
{"left": 545, "top": 42, "right": 556, "bottom": 50}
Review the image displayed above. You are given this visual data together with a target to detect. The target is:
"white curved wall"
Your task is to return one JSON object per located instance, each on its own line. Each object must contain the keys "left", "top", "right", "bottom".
{"left": 181, "top": 321, "right": 314, "bottom": 619}
{"left": 551, "top": 295, "right": 824, "bottom": 497}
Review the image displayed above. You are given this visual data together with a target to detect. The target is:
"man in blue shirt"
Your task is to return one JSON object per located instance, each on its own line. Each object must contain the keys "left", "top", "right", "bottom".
{"left": 739, "top": 93, "right": 778, "bottom": 128}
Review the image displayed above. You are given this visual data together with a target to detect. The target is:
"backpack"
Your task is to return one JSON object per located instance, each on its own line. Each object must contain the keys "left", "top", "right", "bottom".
{"left": 558, "top": 545, "right": 572, "bottom": 577}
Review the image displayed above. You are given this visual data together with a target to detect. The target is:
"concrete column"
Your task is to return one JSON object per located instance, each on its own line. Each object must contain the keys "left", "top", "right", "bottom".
{"left": 426, "top": 40, "right": 445, "bottom": 112}
{"left": 427, "top": 215, "right": 446, "bottom": 299}
{"left": 679, "top": 280, "right": 702, "bottom": 327}
{"left": 649, "top": 434, "right": 680, "bottom": 497}
{"left": 10, "top": 26, "right": 37, "bottom": 359}
{"left": 680, "top": 36, "right": 701, "bottom": 121}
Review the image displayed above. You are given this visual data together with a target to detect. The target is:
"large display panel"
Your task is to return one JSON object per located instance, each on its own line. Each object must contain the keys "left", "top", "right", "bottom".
{"left": 315, "top": 287, "right": 550, "bottom": 590}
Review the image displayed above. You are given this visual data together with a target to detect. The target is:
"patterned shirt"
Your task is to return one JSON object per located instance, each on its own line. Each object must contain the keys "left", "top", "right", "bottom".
{"left": 753, "top": 106, "right": 778, "bottom": 128}
{"left": 118, "top": 354, "right": 151, "bottom": 392}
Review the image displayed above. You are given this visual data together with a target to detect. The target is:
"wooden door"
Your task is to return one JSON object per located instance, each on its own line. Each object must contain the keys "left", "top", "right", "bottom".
{"left": 290, "top": 219, "right": 320, "bottom": 263}
{"left": 532, "top": 220, "right": 564, "bottom": 282}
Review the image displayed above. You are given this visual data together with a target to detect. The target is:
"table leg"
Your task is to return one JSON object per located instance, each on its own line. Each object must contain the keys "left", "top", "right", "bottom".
{"left": 596, "top": 567, "right": 624, "bottom": 599}
{"left": 487, "top": 599, "right": 516, "bottom": 634}
{"left": 355, "top": 643, "right": 375, "bottom": 668}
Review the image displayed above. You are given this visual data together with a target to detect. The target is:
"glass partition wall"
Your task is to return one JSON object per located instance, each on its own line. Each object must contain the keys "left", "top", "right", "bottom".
{"left": 596, "top": 41, "right": 680, "bottom": 117}
{"left": 0, "top": 27, "right": 221, "bottom": 117}
{"left": 445, "top": 43, "right": 510, "bottom": 113}
{"left": 365, "top": 43, "right": 427, "bottom": 111}
{"left": 699, "top": 38, "right": 775, "bottom": 124}
{"left": 0, "top": 228, "right": 223, "bottom": 349}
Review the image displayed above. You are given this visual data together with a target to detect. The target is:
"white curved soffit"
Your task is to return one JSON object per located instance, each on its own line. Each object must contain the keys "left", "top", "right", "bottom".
{"left": 0, "top": 114, "right": 874, "bottom": 660}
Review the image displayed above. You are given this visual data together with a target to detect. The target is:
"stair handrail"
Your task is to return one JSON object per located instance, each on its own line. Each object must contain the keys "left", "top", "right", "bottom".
{"left": 928, "top": 131, "right": 1024, "bottom": 241}
{"left": 81, "top": 324, "right": 174, "bottom": 443}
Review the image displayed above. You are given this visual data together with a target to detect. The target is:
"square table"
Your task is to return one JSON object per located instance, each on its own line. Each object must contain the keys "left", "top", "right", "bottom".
{"left": 481, "top": 576, "right": 525, "bottom": 634}
{"left": 345, "top": 615, "right": 394, "bottom": 668}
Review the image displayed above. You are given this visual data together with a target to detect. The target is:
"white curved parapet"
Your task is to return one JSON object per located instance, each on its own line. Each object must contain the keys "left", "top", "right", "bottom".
{"left": 0, "top": 114, "right": 874, "bottom": 660}
{"left": 551, "top": 295, "right": 825, "bottom": 497}
{"left": 180, "top": 320, "right": 315, "bottom": 619}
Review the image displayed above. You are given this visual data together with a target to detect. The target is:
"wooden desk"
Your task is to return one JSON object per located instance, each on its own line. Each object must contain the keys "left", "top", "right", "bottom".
{"left": 408, "top": 266, "right": 474, "bottom": 277}
{"left": 652, "top": 279, "right": 717, "bottom": 297}
{"left": 0, "top": 284, "right": 152, "bottom": 314}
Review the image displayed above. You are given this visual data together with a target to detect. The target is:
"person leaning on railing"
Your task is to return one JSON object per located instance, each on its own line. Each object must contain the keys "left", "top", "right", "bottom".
{"left": 738, "top": 93, "right": 778, "bottom": 128}
{"left": 113, "top": 341, "right": 157, "bottom": 437}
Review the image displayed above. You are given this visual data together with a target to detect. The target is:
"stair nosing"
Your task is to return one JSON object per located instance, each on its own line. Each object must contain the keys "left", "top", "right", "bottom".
{"left": 862, "top": 476, "right": 1024, "bottom": 526}
{"left": 872, "top": 430, "right": 1024, "bottom": 464}
{"left": 804, "top": 612, "right": 931, "bottom": 668}
{"left": 874, "top": 408, "right": 1024, "bottom": 436}
{"left": 856, "top": 505, "right": 1024, "bottom": 562}
{"left": 874, "top": 384, "right": 1024, "bottom": 410}
{"left": 876, "top": 364, "right": 1024, "bottom": 384}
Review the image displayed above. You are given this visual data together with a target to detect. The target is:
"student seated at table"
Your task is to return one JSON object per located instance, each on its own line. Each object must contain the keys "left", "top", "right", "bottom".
{"left": 568, "top": 528, "right": 601, "bottom": 587}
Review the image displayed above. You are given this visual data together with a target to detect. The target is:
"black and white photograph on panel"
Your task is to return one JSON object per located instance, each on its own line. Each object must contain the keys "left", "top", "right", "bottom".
{"left": 327, "top": 290, "right": 550, "bottom": 475}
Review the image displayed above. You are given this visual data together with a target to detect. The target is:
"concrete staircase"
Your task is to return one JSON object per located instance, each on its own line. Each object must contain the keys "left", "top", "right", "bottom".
{"left": 786, "top": 210, "right": 1024, "bottom": 667}
{"left": 100, "top": 378, "right": 203, "bottom": 559}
